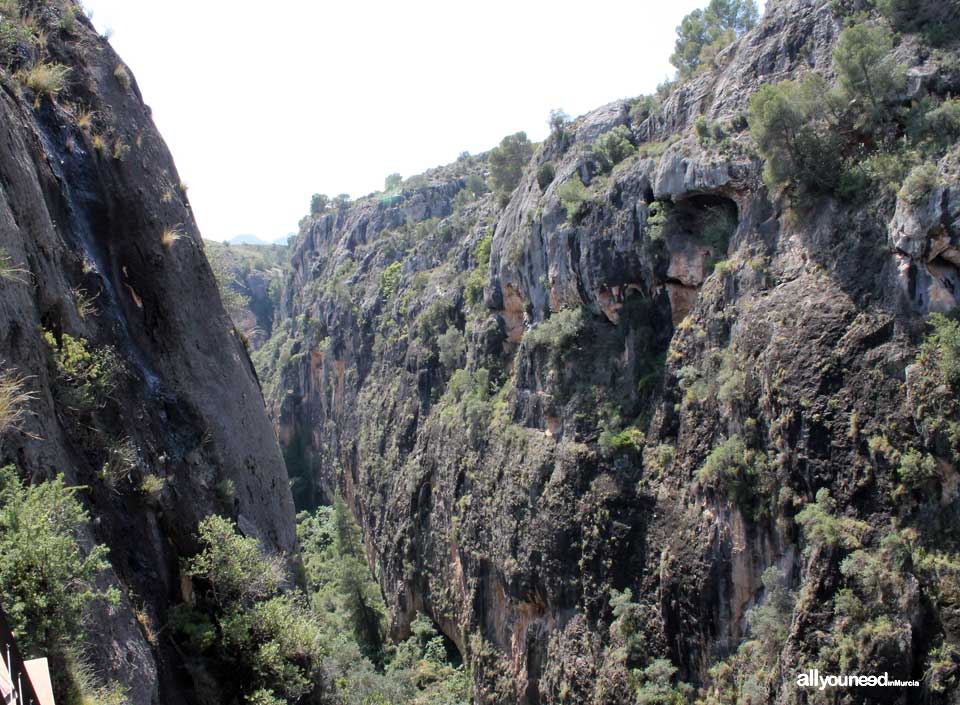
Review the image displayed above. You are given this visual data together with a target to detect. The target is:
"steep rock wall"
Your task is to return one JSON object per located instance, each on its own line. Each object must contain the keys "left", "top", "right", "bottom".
{"left": 0, "top": 6, "right": 297, "bottom": 703}
{"left": 267, "top": 1, "right": 960, "bottom": 703}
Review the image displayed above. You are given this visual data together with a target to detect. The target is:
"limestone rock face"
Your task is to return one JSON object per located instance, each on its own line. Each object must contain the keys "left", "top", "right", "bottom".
{"left": 0, "top": 9, "right": 296, "bottom": 703}
{"left": 263, "top": 1, "right": 959, "bottom": 703}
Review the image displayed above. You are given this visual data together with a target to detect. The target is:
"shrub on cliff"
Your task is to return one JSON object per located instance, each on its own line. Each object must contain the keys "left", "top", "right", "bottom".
{"left": 557, "top": 174, "right": 591, "bottom": 223}
{"left": 525, "top": 308, "right": 585, "bottom": 356}
{"left": 876, "top": 0, "right": 960, "bottom": 44}
{"left": 43, "top": 332, "right": 122, "bottom": 414}
{"left": 832, "top": 22, "right": 906, "bottom": 131}
{"left": 671, "top": 0, "right": 759, "bottom": 78}
{"left": 748, "top": 74, "right": 845, "bottom": 195}
{"left": 310, "top": 193, "right": 329, "bottom": 216}
{"left": 697, "top": 435, "right": 770, "bottom": 514}
{"left": 0, "top": 465, "right": 124, "bottom": 703}
{"left": 178, "top": 515, "right": 327, "bottom": 703}
{"left": 594, "top": 125, "right": 636, "bottom": 170}
{"left": 488, "top": 132, "right": 533, "bottom": 202}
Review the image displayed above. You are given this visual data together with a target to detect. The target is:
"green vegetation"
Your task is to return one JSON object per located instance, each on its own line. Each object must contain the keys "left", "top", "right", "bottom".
{"left": 536, "top": 162, "right": 555, "bottom": 190}
{"left": 748, "top": 74, "right": 846, "bottom": 195}
{"left": 176, "top": 515, "right": 324, "bottom": 703}
{"left": 438, "top": 327, "right": 466, "bottom": 369}
{"left": 594, "top": 125, "right": 636, "bottom": 170}
{"left": 795, "top": 489, "right": 869, "bottom": 554}
{"left": 599, "top": 426, "right": 645, "bottom": 458}
{"left": 384, "top": 173, "right": 403, "bottom": 192}
{"left": 524, "top": 308, "right": 585, "bottom": 357}
{"left": 0, "top": 465, "right": 123, "bottom": 704}
{"left": 464, "top": 233, "right": 492, "bottom": 305}
{"left": 488, "top": 132, "right": 534, "bottom": 203}
{"left": 556, "top": 174, "right": 591, "bottom": 223}
{"left": 207, "top": 247, "right": 253, "bottom": 324}
{"left": 20, "top": 61, "right": 70, "bottom": 98}
{"left": 379, "top": 261, "right": 403, "bottom": 302}
{"left": 747, "top": 17, "right": 959, "bottom": 204}
{"left": 176, "top": 501, "right": 471, "bottom": 704}
{"left": 442, "top": 367, "right": 494, "bottom": 439}
{"left": 43, "top": 332, "right": 122, "bottom": 414}
{"left": 453, "top": 174, "right": 488, "bottom": 210}
{"left": 899, "top": 162, "right": 939, "bottom": 204}
{"left": 696, "top": 435, "right": 769, "bottom": 513}
{"left": 907, "top": 313, "right": 960, "bottom": 475}
{"left": 876, "top": 0, "right": 960, "bottom": 45}
{"left": 671, "top": 0, "right": 759, "bottom": 78}
{"left": 310, "top": 193, "right": 329, "bottom": 216}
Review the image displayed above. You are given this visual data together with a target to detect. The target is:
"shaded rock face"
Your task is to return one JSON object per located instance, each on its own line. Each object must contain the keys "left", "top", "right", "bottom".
{"left": 0, "top": 9, "right": 296, "bottom": 704}
{"left": 265, "top": 1, "right": 960, "bottom": 703}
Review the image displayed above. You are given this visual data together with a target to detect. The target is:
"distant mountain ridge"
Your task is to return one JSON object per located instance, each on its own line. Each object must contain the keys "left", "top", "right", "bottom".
{"left": 227, "top": 233, "right": 294, "bottom": 247}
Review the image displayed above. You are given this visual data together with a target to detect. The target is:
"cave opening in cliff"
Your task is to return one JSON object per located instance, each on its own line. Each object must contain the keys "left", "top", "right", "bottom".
{"left": 672, "top": 194, "right": 740, "bottom": 256}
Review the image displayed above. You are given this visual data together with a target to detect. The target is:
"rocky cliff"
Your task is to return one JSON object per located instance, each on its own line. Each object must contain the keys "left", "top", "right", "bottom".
{"left": 0, "top": 3, "right": 297, "bottom": 703}
{"left": 265, "top": 0, "right": 960, "bottom": 702}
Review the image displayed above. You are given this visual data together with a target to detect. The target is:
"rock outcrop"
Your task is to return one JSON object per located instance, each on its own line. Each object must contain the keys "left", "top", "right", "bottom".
{"left": 0, "top": 6, "right": 297, "bottom": 703}
{"left": 264, "top": 1, "right": 960, "bottom": 703}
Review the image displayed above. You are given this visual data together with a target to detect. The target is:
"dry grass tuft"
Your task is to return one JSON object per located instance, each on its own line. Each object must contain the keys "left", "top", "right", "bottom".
{"left": 161, "top": 226, "right": 185, "bottom": 249}
{"left": 19, "top": 61, "right": 70, "bottom": 98}
{"left": 0, "top": 247, "right": 29, "bottom": 285}
{"left": 0, "top": 366, "right": 35, "bottom": 436}
{"left": 113, "top": 64, "right": 130, "bottom": 90}
{"left": 73, "top": 287, "right": 98, "bottom": 319}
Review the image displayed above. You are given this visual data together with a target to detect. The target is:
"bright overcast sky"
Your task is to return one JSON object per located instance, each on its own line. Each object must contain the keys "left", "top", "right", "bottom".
{"left": 81, "top": 1, "right": 756, "bottom": 243}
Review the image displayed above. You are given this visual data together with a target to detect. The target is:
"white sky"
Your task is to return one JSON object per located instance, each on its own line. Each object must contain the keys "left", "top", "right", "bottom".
{"left": 81, "top": 0, "right": 737, "bottom": 242}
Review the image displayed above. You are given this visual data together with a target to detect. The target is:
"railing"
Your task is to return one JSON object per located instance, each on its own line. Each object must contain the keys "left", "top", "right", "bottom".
{"left": 0, "top": 607, "right": 44, "bottom": 705}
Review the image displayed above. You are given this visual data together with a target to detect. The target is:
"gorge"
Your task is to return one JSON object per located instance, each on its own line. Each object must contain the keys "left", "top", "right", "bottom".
{"left": 0, "top": 0, "right": 959, "bottom": 704}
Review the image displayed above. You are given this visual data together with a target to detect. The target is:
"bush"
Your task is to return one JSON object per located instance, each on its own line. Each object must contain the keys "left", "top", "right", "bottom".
{"left": 876, "top": 0, "right": 960, "bottom": 44}
{"left": 748, "top": 74, "right": 845, "bottom": 195}
{"left": 670, "top": 0, "right": 759, "bottom": 78}
{"left": 525, "top": 308, "right": 585, "bottom": 353}
{"left": 897, "top": 448, "right": 937, "bottom": 491}
{"left": 20, "top": 62, "right": 70, "bottom": 98}
{"left": 832, "top": 23, "right": 905, "bottom": 129}
{"left": 630, "top": 96, "right": 659, "bottom": 126}
{"left": 310, "top": 193, "right": 329, "bottom": 216}
{"left": 0, "top": 466, "right": 116, "bottom": 660}
{"left": 594, "top": 125, "right": 636, "bottom": 169}
{"left": 599, "top": 427, "right": 644, "bottom": 458}
{"left": 556, "top": 175, "right": 591, "bottom": 223}
{"left": 384, "top": 173, "right": 402, "bottom": 192}
{"left": 185, "top": 516, "right": 286, "bottom": 608}
{"left": 744, "top": 567, "right": 795, "bottom": 658}
{"left": 113, "top": 64, "right": 130, "bottom": 90}
{"left": 634, "top": 658, "right": 693, "bottom": 705}
{"left": 378, "top": 261, "right": 402, "bottom": 302}
{"left": 44, "top": 332, "right": 122, "bottom": 414}
{"left": 181, "top": 515, "right": 328, "bottom": 702}
{"left": 923, "top": 99, "right": 960, "bottom": 148}
{"left": 488, "top": 132, "right": 534, "bottom": 196}
{"left": 438, "top": 327, "right": 466, "bottom": 369}
{"left": 899, "top": 162, "right": 939, "bottom": 205}
{"left": 795, "top": 489, "right": 869, "bottom": 555}
{"left": 537, "top": 162, "right": 556, "bottom": 190}
{"left": 465, "top": 234, "right": 492, "bottom": 305}
{"left": 697, "top": 435, "right": 768, "bottom": 511}
{"left": 919, "top": 313, "right": 960, "bottom": 389}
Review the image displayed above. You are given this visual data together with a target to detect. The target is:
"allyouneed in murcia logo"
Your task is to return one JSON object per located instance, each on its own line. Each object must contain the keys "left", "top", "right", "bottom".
{"left": 797, "top": 669, "right": 920, "bottom": 690}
